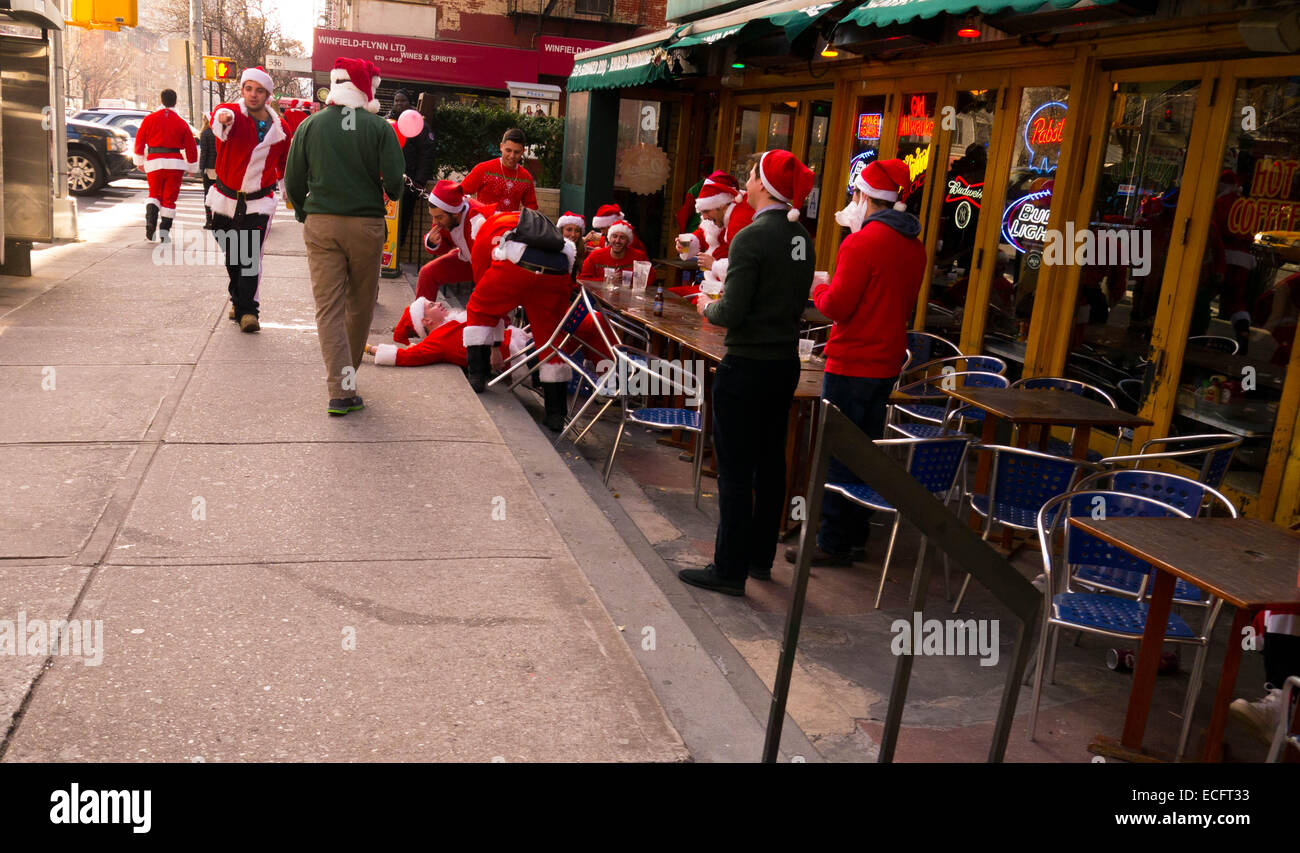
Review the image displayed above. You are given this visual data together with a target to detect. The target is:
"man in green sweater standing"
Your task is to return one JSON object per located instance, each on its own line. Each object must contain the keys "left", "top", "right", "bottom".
{"left": 284, "top": 58, "right": 406, "bottom": 416}
{"left": 679, "top": 149, "right": 816, "bottom": 596}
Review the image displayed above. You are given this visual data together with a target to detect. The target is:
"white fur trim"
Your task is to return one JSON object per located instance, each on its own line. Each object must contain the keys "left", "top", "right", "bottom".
{"left": 431, "top": 195, "right": 467, "bottom": 215}
{"left": 677, "top": 233, "right": 700, "bottom": 259}
{"left": 492, "top": 239, "right": 529, "bottom": 265}
{"left": 374, "top": 344, "right": 398, "bottom": 366}
{"left": 695, "top": 191, "right": 734, "bottom": 213}
{"left": 447, "top": 218, "right": 471, "bottom": 262}
{"left": 493, "top": 319, "right": 507, "bottom": 343}
{"left": 469, "top": 214, "right": 486, "bottom": 240}
{"left": 592, "top": 213, "right": 619, "bottom": 229}
{"left": 507, "top": 326, "right": 531, "bottom": 358}
{"left": 712, "top": 257, "right": 729, "bottom": 281}
{"left": 327, "top": 69, "right": 381, "bottom": 113}
{"left": 562, "top": 239, "right": 577, "bottom": 273}
{"left": 450, "top": 309, "right": 468, "bottom": 324}
{"left": 240, "top": 67, "right": 274, "bottom": 94}
{"left": 144, "top": 158, "right": 190, "bottom": 172}
{"left": 893, "top": 201, "right": 908, "bottom": 212}
{"left": 212, "top": 108, "right": 236, "bottom": 141}
{"left": 145, "top": 198, "right": 159, "bottom": 208}
{"left": 462, "top": 325, "right": 496, "bottom": 346}
{"left": 701, "top": 218, "right": 723, "bottom": 252}
{"left": 557, "top": 214, "right": 584, "bottom": 230}
{"left": 159, "top": 208, "right": 175, "bottom": 218}
{"left": 409, "top": 297, "right": 430, "bottom": 338}
{"left": 787, "top": 207, "right": 801, "bottom": 221}
{"left": 607, "top": 222, "right": 633, "bottom": 242}
{"left": 539, "top": 361, "right": 572, "bottom": 383}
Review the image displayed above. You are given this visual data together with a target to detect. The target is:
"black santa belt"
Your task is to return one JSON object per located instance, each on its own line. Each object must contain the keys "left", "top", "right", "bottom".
{"left": 214, "top": 178, "right": 276, "bottom": 221}
{"left": 148, "top": 147, "right": 181, "bottom": 154}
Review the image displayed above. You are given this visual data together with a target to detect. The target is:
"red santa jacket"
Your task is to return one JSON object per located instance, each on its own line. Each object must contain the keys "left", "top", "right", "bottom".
{"left": 206, "top": 101, "right": 291, "bottom": 219}
{"left": 133, "top": 107, "right": 198, "bottom": 174}
{"left": 678, "top": 198, "right": 755, "bottom": 261}
{"left": 377, "top": 300, "right": 527, "bottom": 367}
{"left": 580, "top": 244, "right": 649, "bottom": 279}
{"left": 424, "top": 199, "right": 494, "bottom": 262}
{"left": 814, "top": 212, "right": 927, "bottom": 379}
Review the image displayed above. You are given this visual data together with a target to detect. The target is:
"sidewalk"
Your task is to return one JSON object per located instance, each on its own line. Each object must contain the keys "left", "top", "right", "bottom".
{"left": 0, "top": 193, "right": 688, "bottom": 761}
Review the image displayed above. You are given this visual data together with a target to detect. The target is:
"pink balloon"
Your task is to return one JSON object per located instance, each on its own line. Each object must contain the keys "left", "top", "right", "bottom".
{"left": 397, "top": 109, "right": 424, "bottom": 139}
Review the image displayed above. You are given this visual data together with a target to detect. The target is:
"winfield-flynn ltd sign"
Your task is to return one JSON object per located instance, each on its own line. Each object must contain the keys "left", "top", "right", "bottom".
{"left": 312, "top": 28, "right": 539, "bottom": 90}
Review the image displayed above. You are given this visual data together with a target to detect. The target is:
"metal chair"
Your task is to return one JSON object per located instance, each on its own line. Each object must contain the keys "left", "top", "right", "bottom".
{"left": 951, "top": 444, "right": 1095, "bottom": 612}
{"left": 898, "top": 354, "right": 1007, "bottom": 386}
{"left": 1029, "top": 490, "right": 1223, "bottom": 761}
{"left": 889, "top": 371, "right": 1009, "bottom": 438}
{"left": 1068, "top": 469, "right": 1237, "bottom": 607}
{"left": 902, "top": 330, "right": 962, "bottom": 371}
{"left": 1267, "top": 675, "right": 1300, "bottom": 763}
{"left": 1009, "top": 376, "right": 1123, "bottom": 461}
{"left": 489, "top": 289, "right": 622, "bottom": 393}
{"left": 600, "top": 344, "right": 707, "bottom": 506}
{"left": 824, "top": 434, "right": 972, "bottom": 608}
{"left": 1188, "top": 335, "right": 1239, "bottom": 355}
{"left": 1100, "top": 433, "right": 1242, "bottom": 489}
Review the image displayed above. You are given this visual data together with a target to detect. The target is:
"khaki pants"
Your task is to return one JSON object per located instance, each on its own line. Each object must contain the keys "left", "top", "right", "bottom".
{"left": 303, "top": 214, "right": 387, "bottom": 398}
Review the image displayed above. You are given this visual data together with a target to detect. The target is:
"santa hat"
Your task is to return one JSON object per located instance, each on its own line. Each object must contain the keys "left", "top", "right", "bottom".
{"left": 407, "top": 296, "right": 431, "bottom": 338}
{"left": 428, "top": 180, "right": 467, "bottom": 215}
{"left": 556, "top": 211, "right": 585, "bottom": 230}
{"left": 695, "top": 170, "right": 740, "bottom": 213}
{"left": 758, "top": 150, "right": 816, "bottom": 222}
{"left": 327, "top": 57, "right": 382, "bottom": 113}
{"left": 854, "top": 158, "right": 913, "bottom": 212}
{"left": 1218, "top": 169, "right": 1240, "bottom": 196}
{"left": 240, "top": 66, "right": 274, "bottom": 95}
{"left": 606, "top": 220, "right": 634, "bottom": 243}
{"left": 592, "top": 204, "right": 622, "bottom": 230}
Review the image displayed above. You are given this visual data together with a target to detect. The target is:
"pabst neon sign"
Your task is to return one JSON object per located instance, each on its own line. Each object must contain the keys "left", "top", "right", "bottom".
{"left": 1024, "top": 100, "right": 1067, "bottom": 171}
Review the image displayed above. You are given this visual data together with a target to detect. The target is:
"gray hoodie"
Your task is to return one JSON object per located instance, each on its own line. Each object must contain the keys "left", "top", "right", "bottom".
{"left": 865, "top": 207, "right": 922, "bottom": 239}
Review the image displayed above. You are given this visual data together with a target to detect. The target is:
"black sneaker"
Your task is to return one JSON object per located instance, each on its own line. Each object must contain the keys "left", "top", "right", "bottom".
{"left": 327, "top": 398, "right": 351, "bottom": 416}
{"left": 678, "top": 564, "right": 745, "bottom": 596}
{"left": 783, "top": 544, "right": 853, "bottom": 566}
{"left": 344, "top": 395, "right": 364, "bottom": 412}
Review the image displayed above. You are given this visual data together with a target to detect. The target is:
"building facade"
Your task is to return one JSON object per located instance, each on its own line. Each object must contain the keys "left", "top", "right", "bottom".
{"left": 562, "top": 0, "right": 1300, "bottom": 525}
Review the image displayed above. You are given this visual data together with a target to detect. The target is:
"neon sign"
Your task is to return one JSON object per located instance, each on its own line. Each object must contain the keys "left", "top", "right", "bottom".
{"left": 1023, "top": 101, "right": 1067, "bottom": 171}
{"left": 856, "top": 113, "right": 882, "bottom": 140}
{"left": 1001, "top": 187, "right": 1053, "bottom": 253}
{"left": 945, "top": 176, "right": 983, "bottom": 208}
{"left": 845, "top": 149, "right": 877, "bottom": 199}
{"left": 897, "top": 94, "right": 934, "bottom": 138}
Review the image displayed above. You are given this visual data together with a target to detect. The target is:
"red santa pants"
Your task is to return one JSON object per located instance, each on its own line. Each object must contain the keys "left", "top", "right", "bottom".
{"left": 463, "top": 265, "right": 572, "bottom": 382}
{"left": 416, "top": 250, "right": 475, "bottom": 302}
{"left": 146, "top": 169, "right": 185, "bottom": 219}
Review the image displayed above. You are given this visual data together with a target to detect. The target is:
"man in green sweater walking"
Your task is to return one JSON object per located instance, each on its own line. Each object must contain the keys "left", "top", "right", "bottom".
{"left": 679, "top": 149, "right": 816, "bottom": 596}
{"left": 284, "top": 58, "right": 406, "bottom": 416}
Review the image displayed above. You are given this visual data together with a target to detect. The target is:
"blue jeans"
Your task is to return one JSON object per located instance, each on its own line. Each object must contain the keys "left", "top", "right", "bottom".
{"left": 817, "top": 371, "right": 897, "bottom": 554}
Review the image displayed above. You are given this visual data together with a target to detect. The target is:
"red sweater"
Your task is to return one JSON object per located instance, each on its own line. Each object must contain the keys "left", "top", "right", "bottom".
{"left": 580, "top": 245, "right": 648, "bottom": 279}
{"left": 460, "top": 158, "right": 537, "bottom": 213}
{"left": 813, "top": 212, "right": 926, "bottom": 378}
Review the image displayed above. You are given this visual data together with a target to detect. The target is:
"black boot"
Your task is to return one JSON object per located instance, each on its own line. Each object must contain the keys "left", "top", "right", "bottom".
{"left": 542, "top": 382, "right": 568, "bottom": 433}
{"left": 158, "top": 215, "right": 173, "bottom": 243}
{"left": 466, "top": 345, "right": 491, "bottom": 393}
{"left": 144, "top": 204, "right": 158, "bottom": 241}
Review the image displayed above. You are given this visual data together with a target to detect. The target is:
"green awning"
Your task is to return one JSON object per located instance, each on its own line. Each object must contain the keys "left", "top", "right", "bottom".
{"left": 844, "top": 0, "right": 1115, "bottom": 28}
{"left": 672, "top": 1, "right": 844, "bottom": 49}
{"left": 568, "top": 33, "right": 681, "bottom": 92}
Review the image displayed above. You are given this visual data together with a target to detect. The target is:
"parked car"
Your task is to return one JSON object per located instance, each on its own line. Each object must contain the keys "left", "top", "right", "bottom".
{"left": 66, "top": 118, "right": 134, "bottom": 196}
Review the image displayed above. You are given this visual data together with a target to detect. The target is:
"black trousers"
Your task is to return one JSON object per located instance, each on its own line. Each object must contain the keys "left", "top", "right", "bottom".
{"left": 817, "top": 371, "right": 898, "bottom": 553}
{"left": 211, "top": 212, "right": 269, "bottom": 318}
{"left": 398, "top": 185, "right": 420, "bottom": 250}
{"left": 711, "top": 353, "right": 801, "bottom": 580}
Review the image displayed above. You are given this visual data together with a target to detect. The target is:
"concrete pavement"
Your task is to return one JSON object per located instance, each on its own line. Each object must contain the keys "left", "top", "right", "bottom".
{"left": 0, "top": 183, "right": 690, "bottom": 762}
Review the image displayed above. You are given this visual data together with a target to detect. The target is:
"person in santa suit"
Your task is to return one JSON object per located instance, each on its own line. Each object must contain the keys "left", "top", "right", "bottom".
{"left": 1211, "top": 169, "right": 1257, "bottom": 351}
{"left": 783, "top": 158, "right": 926, "bottom": 568}
{"left": 462, "top": 210, "right": 576, "bottom": 431}
{"left": 209, "top": 66, "right": 292, "bottom": 333}
{"left": 459, "top": 127, "right": 537, "bottom": 213}
{"left": 583, "top": 203, "right": 648, "bottom": 254}
{"left": 365, "top": 296, "right": 531, "bottom": 370}
{"left": 579, "top": 220, "right": 648, "bottom": 279}
{"left": 133, "top": 88, "right": 198, "bottom": 242}
{"left": 414, "top": 180, "right": 493, "bottom": 302}
{"left": 672, "top": 170, "right": 755, "bottom": 297}
{"left": 556, "top": 210, "right": 588, "bottom": 278}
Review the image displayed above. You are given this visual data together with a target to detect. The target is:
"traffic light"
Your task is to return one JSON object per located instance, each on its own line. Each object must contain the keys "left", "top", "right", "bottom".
{"left": 66, "top": 0, "right": 138, "bottom": 31}
{"left": 203, "top": 57, "right": 237, "bottom": 83}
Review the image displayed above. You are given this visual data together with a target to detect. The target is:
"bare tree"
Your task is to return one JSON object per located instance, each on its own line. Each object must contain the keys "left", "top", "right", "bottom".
{"left": 66, "top": 28, "right": 135, "bottom": 107}
{"left": 149, "top": 0, "right": 305, "bottom": 99}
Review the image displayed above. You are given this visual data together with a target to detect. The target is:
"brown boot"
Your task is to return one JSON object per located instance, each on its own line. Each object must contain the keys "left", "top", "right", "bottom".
{"left": 239, "top": 314, "right": 260, "bottom": 333}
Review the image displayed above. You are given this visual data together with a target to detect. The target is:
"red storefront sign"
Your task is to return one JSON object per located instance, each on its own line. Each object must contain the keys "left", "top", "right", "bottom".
{"left": 313, "top": 28, "right": 540, "bottom": 90}
{"left": 537, "top": 36, "right": 610, "bottom": 77}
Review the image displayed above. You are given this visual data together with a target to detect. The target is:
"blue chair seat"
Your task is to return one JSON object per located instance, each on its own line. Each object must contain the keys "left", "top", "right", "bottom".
{"left": 895, "top": 402, "right": 948, "bottom": 423}
{"left": 1044, "top": 437, "right": 1103, "bottom": 463}
{"left": 950, "top": 405, "right": 986, "bottom": 422}
{"left": 629, "top": 408, "right": 700, "bottom": 430}
{"left": 1073, "top": 564, "right": 1206, "bottom": 603}
{"left": 890, "top": 422, "right": 964, "bottom": 439}
{"left": 969, "top": 494, "right": 1040, "bottom": 530}
{"left": 1052, "top": 592, "right": 1197, "bottom": 639}
{"left": 826, "top": 482, "right": 893, "bottom": 512}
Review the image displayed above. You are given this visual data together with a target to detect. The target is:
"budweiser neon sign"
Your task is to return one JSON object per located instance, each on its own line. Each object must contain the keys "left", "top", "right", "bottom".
{"left": 946, "top": 176, "right": 983, "bottom": 207}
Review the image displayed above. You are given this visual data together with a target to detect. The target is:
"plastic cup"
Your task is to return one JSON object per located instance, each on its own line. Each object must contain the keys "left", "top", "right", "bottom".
{"left": 622, "top": 270, "right": 633, "bottom": 288}
{"left": 798, "top": 338, "right": 814, "bottom": 363}
{"left": 603, "top": 267, "right": 618, "bottom": 288}
{"left": 633, "top": 259, "right": 652, "bottom": 289}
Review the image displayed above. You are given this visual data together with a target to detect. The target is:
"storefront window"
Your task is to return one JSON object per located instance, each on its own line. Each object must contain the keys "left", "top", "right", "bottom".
{"left": 897, "top": 91, "right": 937, "bottom": 221}
{"left": 1170, "top": 77, "right": 1300, "bottom": 493}
{"left": 731, "top": 106, "right": 760, "bottom": 181}
{"left": 768, "top": 102, "right": 797, "bottom": 152}
{"left": 989, "top": 86, "right": 1069, "bottom": 358}
{"left": 845, "top": 95, "right": 886, "bottom": 204}
{"left": 1063, "top": 79, "right": 1199, "bottom": 440}
{"left": 563, "top": 90, "right": 589, "bottom": 187}
{"left": 926, "top": 88, "right": 996, "bottom": 348}
{"left": 801, "top": 100, "right": 832, "bottom": 239}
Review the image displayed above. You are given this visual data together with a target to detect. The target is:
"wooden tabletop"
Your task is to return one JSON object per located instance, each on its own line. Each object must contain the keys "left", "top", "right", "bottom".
{"left": 942, "top": 387, "right": 1153, "bottom": 428}
{"left": 1070, "top": 517, "right": 1300, "bottom": 610}
{"left": 654, "top": 257, "right": 699, "bottom": 271}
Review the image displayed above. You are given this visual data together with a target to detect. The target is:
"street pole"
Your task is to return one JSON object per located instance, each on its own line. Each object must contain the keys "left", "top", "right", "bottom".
{"left": 190, "top": 0, "right": 204, "bottom": 124}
